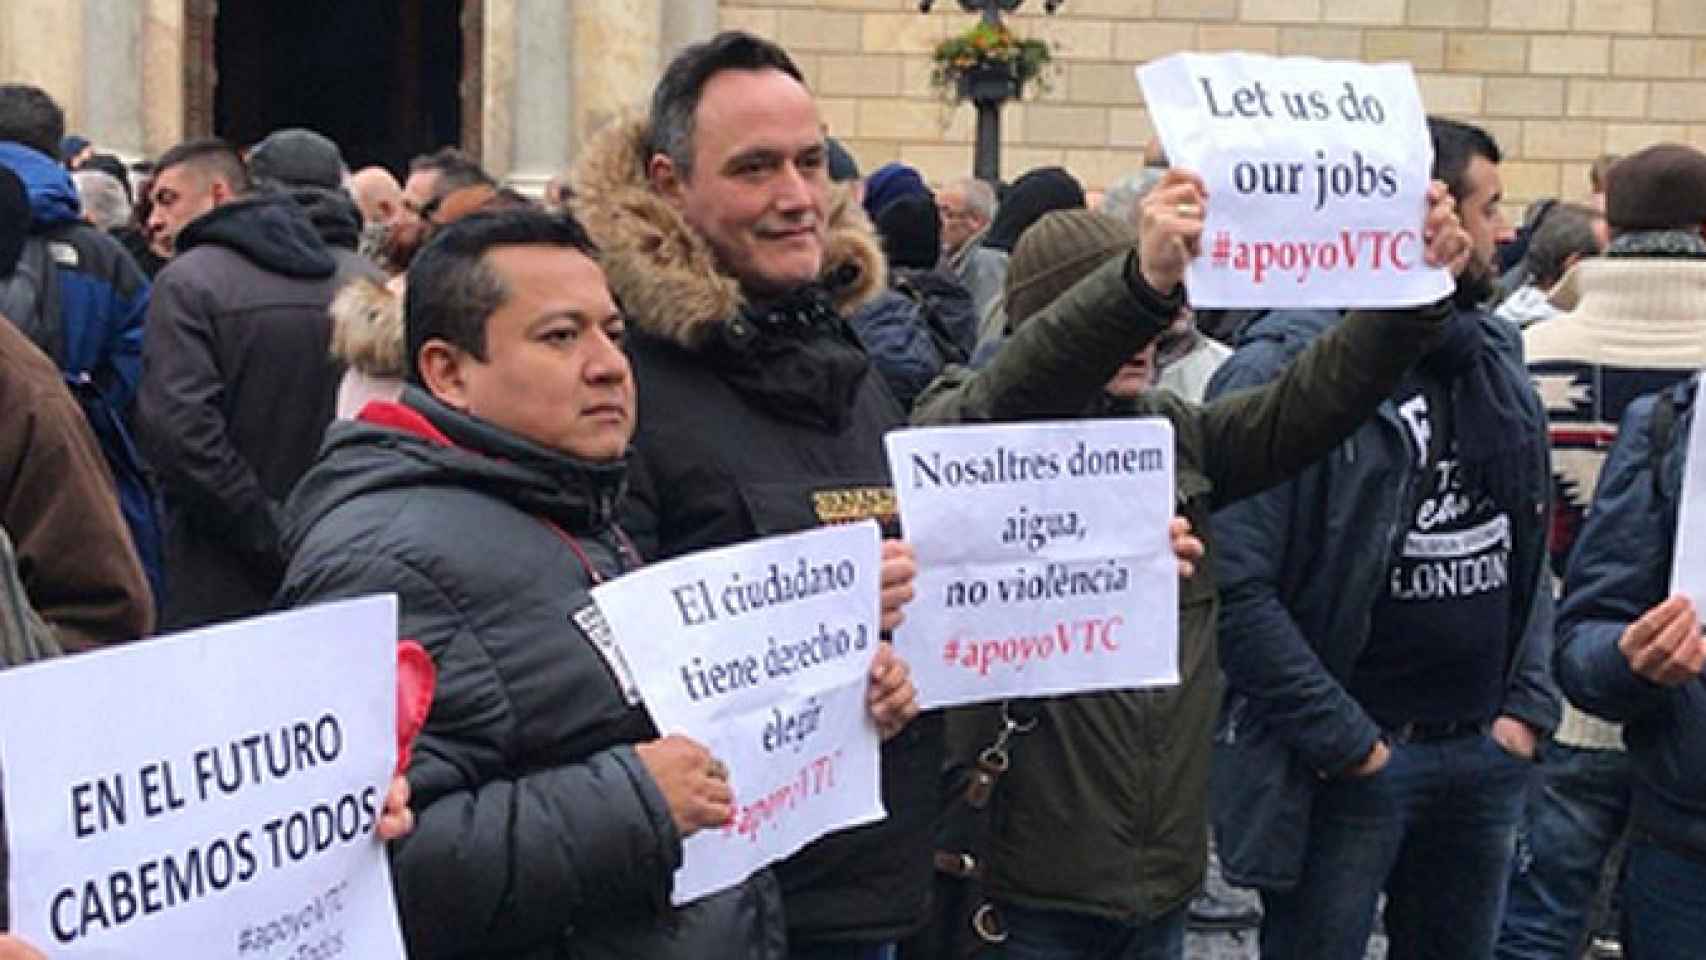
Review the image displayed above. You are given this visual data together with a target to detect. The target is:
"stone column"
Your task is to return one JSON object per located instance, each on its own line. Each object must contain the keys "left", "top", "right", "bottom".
{"left": 504, "top": 0, "right": 575, "bottom": 196}
{"left": 0, "top": 0, "right": 86, "bottom": 144}
{"left": 570, "top": 0, "right": 661, "bottom": 157}
{"left": 483, "top": 0, "right": 721, "bottom": 189}
{"left": 139, "top": 0, "right": 185, "bottom": 157}
{"left": 659, "top": 0, "right": 720, "bottom": 64}
{"left": 81, "top": 0, "right": 147, "bottom": 158}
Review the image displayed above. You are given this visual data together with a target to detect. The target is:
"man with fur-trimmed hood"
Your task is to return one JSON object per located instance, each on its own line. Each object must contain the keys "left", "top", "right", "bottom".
{"left": 572, "top": 32, "right": 928, "bottom": 959}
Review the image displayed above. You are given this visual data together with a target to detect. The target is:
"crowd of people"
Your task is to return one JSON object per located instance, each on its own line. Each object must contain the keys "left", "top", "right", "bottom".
{"left": 2, "top": 26, "right": 1704, "bottom": 960}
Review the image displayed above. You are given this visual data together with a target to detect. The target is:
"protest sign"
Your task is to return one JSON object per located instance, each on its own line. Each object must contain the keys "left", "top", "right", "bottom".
{"left": 885, "top": 420, "right": 1179, "bottom": 709}
{"left": 0, "top": 595, "right": 405, "bottom": 958}
{"left": 589, "top": 522, "right": 885, "bottom": 905}
{"left": 1137, "top": 51, "right": 1451, "bottom": 309}
{"left": 1670, "top": 374, "right": 1706, "bottom": 609}
{"left": 0, "top": 596, "right": 404, "bottom": 954}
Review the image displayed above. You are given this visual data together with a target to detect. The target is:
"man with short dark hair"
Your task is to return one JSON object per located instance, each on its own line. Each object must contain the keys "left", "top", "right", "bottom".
{"left": 280, "top": 206, "right": 792, "bottom": 959}
{"left": 138, "top": 137, "right": 344, "bottom": 629}
{"left": 386, "top": 147, "right": 495, "bottom": 272}
{"left": 1208, "top": 116, "right": 1557, "bottom": 959}
{"left": 572, "top": 31, "right": 927, "bottom": 960}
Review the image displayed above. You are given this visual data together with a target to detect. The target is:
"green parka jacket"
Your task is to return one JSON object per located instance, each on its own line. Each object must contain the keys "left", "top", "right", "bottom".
{"left": 910, "top": 251, "right": 1448, "bottom": 921}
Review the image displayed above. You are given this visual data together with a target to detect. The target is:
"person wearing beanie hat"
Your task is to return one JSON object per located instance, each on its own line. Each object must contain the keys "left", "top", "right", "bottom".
{"left": 851, "top": 192, "right": 979, "bottom": 409}
{"left": 982, "top": 165, "right": 1085, "bottom": 254}
{"left": 971, "top": 166, "right": 1088, "bottom": 350}
{"left": 862, "top": 161, "right": 931, "bottom": 223}
{"left": 874, "top": 192, "right": 942, "bottom": 271}
{"left": 247, "top": 128, "right": 381, "bottom": 285}
{"left": 826, "top": 136, "right": 860, "bottom": 184}
{"left": 910, "top": 173, "right": 1473, "bottom": 959}
{"left": 1504, "top": 140, "right": 1706, "bottom": 960}
{"left": 247, "top": 128, "right": 345, "bottom": 191}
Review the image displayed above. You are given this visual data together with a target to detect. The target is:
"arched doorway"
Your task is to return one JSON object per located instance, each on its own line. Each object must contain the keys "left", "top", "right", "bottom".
{"left": 184, "top": 0, "right": 482, "bottom": 177}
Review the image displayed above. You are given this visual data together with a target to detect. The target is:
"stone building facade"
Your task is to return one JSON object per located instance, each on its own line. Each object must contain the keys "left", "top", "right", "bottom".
{"left": 5, "top": 0, "right": 1706, "bottom": 211}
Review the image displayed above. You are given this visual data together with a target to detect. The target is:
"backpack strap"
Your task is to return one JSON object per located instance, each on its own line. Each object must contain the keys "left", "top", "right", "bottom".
{"left": 1649, "top": 385, "right": 1679, "bottom": 506}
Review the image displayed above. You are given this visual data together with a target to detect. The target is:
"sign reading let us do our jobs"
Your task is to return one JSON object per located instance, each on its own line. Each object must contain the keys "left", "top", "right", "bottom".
{"left": 1138, "top": 51, "right": 1453, "bottom": 310}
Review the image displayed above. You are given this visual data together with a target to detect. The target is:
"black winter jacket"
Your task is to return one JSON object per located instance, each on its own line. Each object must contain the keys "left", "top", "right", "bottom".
{"left": 278, "top": 390, "right": 787, "bottom": 960}
{"left": 1206, "top": 308, "right": 1559, "bottom": 889}
{"left": 574, "top": 118, "right": 942, "bottom": 948}
{"left": 138, "top": 194, "right": 344, "bottom": 629}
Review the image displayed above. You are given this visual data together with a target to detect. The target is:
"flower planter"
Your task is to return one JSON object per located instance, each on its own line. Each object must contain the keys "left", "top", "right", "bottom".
{"left": 956, "top": 62, "right": 1021, "bottom": 105}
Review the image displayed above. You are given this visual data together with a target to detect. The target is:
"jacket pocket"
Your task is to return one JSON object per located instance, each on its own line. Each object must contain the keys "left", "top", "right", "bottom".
{"left": 1210, "top": 695, "right": 1316, "bottom": 891}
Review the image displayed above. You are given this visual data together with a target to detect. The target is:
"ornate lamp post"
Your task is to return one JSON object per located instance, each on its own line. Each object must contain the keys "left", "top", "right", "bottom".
{"left": 920, "top": 0, "right": 1064, "bottom": 184}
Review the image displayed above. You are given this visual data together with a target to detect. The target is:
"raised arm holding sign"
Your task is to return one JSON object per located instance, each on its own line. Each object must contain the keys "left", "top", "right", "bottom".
{"left": 900, "top": 127, "right": 1474, "bottom": 946}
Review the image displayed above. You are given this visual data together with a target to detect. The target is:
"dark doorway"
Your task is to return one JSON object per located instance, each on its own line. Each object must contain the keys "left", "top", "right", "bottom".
{"left": 211, "top": 0, "right": 466, "bottom": 178}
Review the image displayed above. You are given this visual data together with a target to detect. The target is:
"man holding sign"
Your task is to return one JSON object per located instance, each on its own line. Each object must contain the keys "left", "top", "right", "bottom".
{"left": 278, "top": 209, "right": 787, "bottom": 959}
{"left": 1552, "top": 378, "right": 1706, "bottom": 960}
{"left": 1209, "top": 119, "right": 1556, "bottom": 959}
{"left": 905, "top": 126, "right": 1471, "bottom": 960}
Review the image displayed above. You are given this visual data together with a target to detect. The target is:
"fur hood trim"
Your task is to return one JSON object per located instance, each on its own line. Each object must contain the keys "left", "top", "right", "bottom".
{"left": 570, "top": 117, "right": 886, "bottom": 349}
{"left": 329, "top": 276, "right": 405, "bottom": 377}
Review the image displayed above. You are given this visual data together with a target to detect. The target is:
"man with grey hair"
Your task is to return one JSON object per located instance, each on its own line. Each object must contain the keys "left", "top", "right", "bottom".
{"left": 1493, "top": 202, "right": 1604, "bottom": 330}
{"left": 72, "top": 168, "right": 131, "bottom": 232}
{"left": 1098, "top": 168, "right": 1166, "bottom": 227}
{"left": 937, "top": 175, "right": 1005, "bottom": 317}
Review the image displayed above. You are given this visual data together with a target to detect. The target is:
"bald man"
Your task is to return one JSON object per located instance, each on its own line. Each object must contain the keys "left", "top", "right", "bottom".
{"left": 349, "top": 166, "right": 402, "bottom": 228}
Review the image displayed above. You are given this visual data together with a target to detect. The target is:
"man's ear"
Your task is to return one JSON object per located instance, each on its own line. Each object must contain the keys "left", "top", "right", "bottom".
{"left": 208, "top": 178, "right": 233, "bottom": 207}
{"left": 648, "top": 153, "right": 687, "bottom": 209}
{"left": 417, "top": 340, "right": 474, "bottom": 412}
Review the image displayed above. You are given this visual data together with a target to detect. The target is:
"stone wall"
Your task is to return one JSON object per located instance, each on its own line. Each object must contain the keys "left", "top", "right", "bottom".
{"left": 719, "top": 0, "right": 1706, "bottom": 209}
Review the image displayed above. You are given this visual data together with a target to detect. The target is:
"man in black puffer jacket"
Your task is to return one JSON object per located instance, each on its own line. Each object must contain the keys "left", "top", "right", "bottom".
{"left": 572, "top": 32, "right": 929, "bottom": 960}
{"left": 138, "top": 138, "right": 344, "bottom": 630}
{"left": 279, "top": 208, "right": 787, "bottom": 959}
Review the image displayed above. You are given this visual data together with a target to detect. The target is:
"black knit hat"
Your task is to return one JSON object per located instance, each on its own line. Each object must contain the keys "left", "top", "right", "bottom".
{"left": 875, "top": 193, "right": 942, "bottom": 271}
{"left": 826, "top": 137, "right": 860, "bottom": 183}
{"left": 983, "top": 166, "right": 1086, "bottom": 253}
{"left": 1005, "top": 209, "right": 1134, "bottom": 332}
{"left": 248, "top": 128, "right": 345, "bottom": 191}
{"left": 1605, "top": 144, "right": 1706, "bottom": 232}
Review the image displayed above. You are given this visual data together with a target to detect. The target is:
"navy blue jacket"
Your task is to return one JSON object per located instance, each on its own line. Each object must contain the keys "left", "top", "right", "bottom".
{"left": 0, "top": 141, "right": 158, "bottom": 598}
{"left": 1555, "top": 378, "right": 1706, "bottom": 860}
{"left": 1204, "top": 308, "right": 1559, "bottom": 889}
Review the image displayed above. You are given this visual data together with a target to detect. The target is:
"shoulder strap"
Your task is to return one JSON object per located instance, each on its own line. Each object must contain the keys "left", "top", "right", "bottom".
{"left": 0, "top": 526, "right": 62, "bottom": 668}
{"left": 1649, "top": 386, "right": 1679, "bottom": 506}
{"left": 0, "top": 238, "right": 64, "bottom": 364}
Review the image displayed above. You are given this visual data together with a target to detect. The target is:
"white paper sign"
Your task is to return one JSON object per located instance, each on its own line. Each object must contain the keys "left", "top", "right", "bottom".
{"left": 590, "top": 523, "right": 886, "bottom": 905}
{"left": 0, "top": 596, "right": 405, "bottom": 959}
{"left": 885, "top": 420, "right": 1179, "bottom": 709}
{"left": 1137, "top": 52, "right": 1452, "bottom": 309}
{"left": 1670, "top": 374, "right": 1706, "bottom": 606}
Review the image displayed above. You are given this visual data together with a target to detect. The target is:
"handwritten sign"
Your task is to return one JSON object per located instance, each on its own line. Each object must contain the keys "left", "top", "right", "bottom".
{"left": 1670, "top": 375, "right": 1706, "bottom": 609}
{"left": 590, "top": 523, "right": 885, "bottom": 905}
{"left": 1138, "top": 51, "right": 1451, "bottom": 309}
{"left": 0, "top": 596, "right": 405, "bottom": 958}
{"left": 885, "top": 420, "right": 1179, "bottom": 708}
